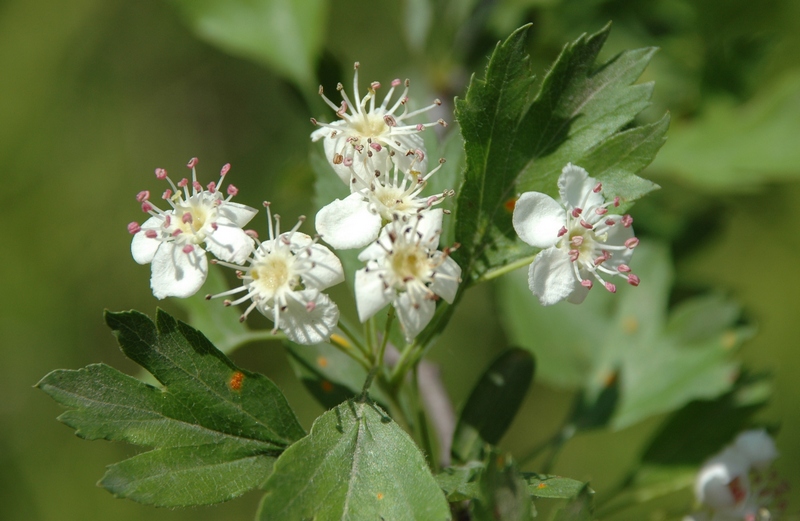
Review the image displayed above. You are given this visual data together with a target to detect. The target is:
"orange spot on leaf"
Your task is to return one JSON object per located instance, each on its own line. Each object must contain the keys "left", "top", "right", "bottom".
{"left": 377, "top": 492, "right": 384, "bottom": 500}
{"left": 229, "top": 371, "right": 245, "bottom": 391}
{"left": 317, "top": 356, "right": 329, "bottom": 368}
{"left": 504, "top": 197, "right": 518, "bottom": 213}
{"left": 537, "top": 483, "right": 547, "bottom": 489}
{"left": 321, "top": 380, "right": 334, "bottom": 393}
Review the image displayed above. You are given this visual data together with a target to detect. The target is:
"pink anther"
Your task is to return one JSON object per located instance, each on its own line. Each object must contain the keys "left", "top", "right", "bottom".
{"left": 162, "top": 189, "right": 172, "bottom": 199}
{"left": 383, "top": 115, "right": 397, "bottom": 127}
{"left": 141, "top": 201, "right": 153, "bottom": 212}
{"left": 391, "top": 79, "right": 401, "bottom": 87}
{"left": 370, "top": 81, "right": 381, "bottom": 90}
{"left": 605, "top": 219, "right": 616, "bottom": 226}
{"left": 163, "top": 215, "right": 171, "bottom": 227}
{"left": 192, "top": 181, "right": 202, "bottom": 192}
{"left": 595, "top": 207, "right": 608, "bottom": 215}
{"left": 415, "top": 149, "right": 425, "bottom": 161}
{"left": 557, "top": 226, "right": 568, "bottom": 237}
{"left": 613, "top": 196, "right": 620, "bottom": 207}
{"left": 187, "top": 157, "right": 198, "bottom": 168}
{"left": 581, "top": 279, "right": 593, "bottom": 288}
{"left": 127, "top": 222, "right": 141, "bottom": 234}
{"left": 627, "top": 274, "right": 640, "bottom": 286}
{"left": 145, "top": 230, "right": 158, "bottom": 238}
{"left": 593, "top": 182, "right": 603, "bottom": 193}
{"left": 618, "top": 264, "right": 631, "bottom": 273}
{"left": 605, "top": 282, "right": 617, "bottom": 293}
{"left": 155, "top": 168, "right": 168, "bottom": 179}
{"left": 227, "top": 184, "right": 238, "bottom": 196}
{"left": 337, "top": 101, "right": 348, "bottom": 115}
{"left": 245, "top": 229, "right": 259, "bottom": 238}
{"left": 182, "top": 245, "right": 195, "bottom": 254}
{"left": 177, "top": 178, "right": 188, "bottom": 188}
{"left": 571, "top": 208, "right": 583, "bottom": 218}
{"left": 625, "top": 237, "right": 640, "bottom": 249}
{"left": 594, "top": 255, "right": 607, "bottom": 266}
{"left": 136, "top": 190, "right": 150, "bottom": 203}
{"left": 172, "top": 229, "right": 182, "bottom": 236}
{"left": 571, "top": 236, "right": 584, "bottom": 246}
{"left": 211, "top": 222, "right": 218, "bottom": 230}
{"left": 370, "top": 142, "right": 382, "bottom": 152}
{"left": 220, "top": 163, "right": 231, "bottom": 176}
{"left": 182, "top": 213, "right": 193, "bottom": 224}
{"left": 621, "top": 214, "right": 633, "bottom": 227}
{"left": 343, "top": 157, "right": 353, "bottom": 167}
{"left": 416, "top": 124, "right": 424, "bottom": 131}
{"left": 580, "top": 219, "right": 593, "bottom": 229}
{"left": 306, "top": 301, "right": 316, "bottom": 312}
{"left": 568, "top": 249, "right": 580, "bottom": 262}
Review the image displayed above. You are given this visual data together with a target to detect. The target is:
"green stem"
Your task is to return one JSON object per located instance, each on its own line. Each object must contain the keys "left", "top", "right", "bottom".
{"left": 475, "top": 254, "right": 537, "bottom": 283}
{"left": 389, "top": 340, "right": 419, "bottom": 388}
{"left": 360, "top": 308, "right": 396, "bottom": 397}
{"left": 412, "top": 366, "right": 437, "bottom": 472}
{"left": 329, "top": 336, "right": 371, "bottom": 372}
{"left": 541, "top": 423, "right": 576, "bottom": 474}
{"left": 335, "top": 319, "right": 370, "bottom": 359}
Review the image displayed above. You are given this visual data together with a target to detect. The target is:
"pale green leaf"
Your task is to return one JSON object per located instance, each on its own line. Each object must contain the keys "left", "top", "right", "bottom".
{"left": 472, "top": 452, "right": 534, "bottom": 521}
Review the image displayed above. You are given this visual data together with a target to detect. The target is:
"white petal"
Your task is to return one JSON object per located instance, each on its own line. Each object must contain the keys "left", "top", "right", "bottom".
{"left": 416, "top": 208, "right": 444, "bottom": 248}
{"left": 695, "top": 447, "right": 751, "bottom": 511}
{"left": 734, "top": 429, "right": 778, "bottom": 470}
{"left": 430, "top": 256, "right": 461, "bottom": 303}
{"left": 268, "top": 291, "right": 339, "bottom": 345}
{"left": 512, "top": 192, "right": 565, "bottom": 248}
{"left": 389, "top": 132, "right": 427, "bottom": 176}
{"left": 355, "top": 267, "right": 393, "bottom": 322}
{"left": 395, "top": 292, "right": 435, "bottom": 342}
{"left": 131, "top": 215, "right": 163, "bottom": 264}
{"left": 315, "top": 192, "right": 381, "bottom": 250}
{"left": 218, "top": 201, "right": 258, "bottom": 228}
{"left": 303, "top": 243, "right": 345, "bottom": 290}
{"left": 204, "top": 219, "right": 255, "bottom": 264}
{"left": 319, "top": 125, "right": 354, "bottom": 185}
{"left": 558, "top": 163, "right": 604, "bottom": 210}
{"left": 150, "top": 243, "right": 208, "bottom": 299}
{"left": 528, "top": 248, "right": 579, "bottom": 306}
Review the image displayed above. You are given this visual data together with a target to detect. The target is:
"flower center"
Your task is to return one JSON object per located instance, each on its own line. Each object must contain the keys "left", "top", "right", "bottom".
{"left": 352, "top": 112, "right": 389, "bottom": 138}
{"left": 252, "top": 255, "right": 293, "bottom": 292}
{"left": 391, "top": 246, "right": 428, "bottom": 282}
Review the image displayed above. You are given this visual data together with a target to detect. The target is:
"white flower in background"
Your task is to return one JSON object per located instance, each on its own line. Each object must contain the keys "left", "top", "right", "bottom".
{"left": 315, "top": 155, "right": 454, "bottom": 250}
{"left": 687, "top": 430, "right": 786, "bottom": 521}
{"left": 512, "top": 163, "right": 641, "bottom": 306}
{"left": 207, "top": 203, "right": 344, "bottom": 345}
{"left": 355, "top": 213, "right": 461, "bottom": 342}
{"left": 128, "top": 158, "right": 257, "bottom": 299}
{"left": 310, "top": 62, "right": 447, "bottom": 186}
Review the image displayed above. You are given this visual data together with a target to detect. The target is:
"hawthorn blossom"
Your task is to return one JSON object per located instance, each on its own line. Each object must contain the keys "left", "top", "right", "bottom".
{"left": 129, "top": 158, "right": 257, "bottom": 299}
{"left": 310, "top": 62, "right": 446, "bottom": 186}
{"left": 355, "top": 213, "right": 461, "bottom": 342}
{"left": 315, "top": 155, "right": 453, "bottom": 250}
{"left": 685, "top": 430, "right": 785, "bottom": 521}
{"left": 207, "top": 203, "right": 344, "bottom": 345}
{"left": 511, "top": 163, "right": 641, "bottom": 306}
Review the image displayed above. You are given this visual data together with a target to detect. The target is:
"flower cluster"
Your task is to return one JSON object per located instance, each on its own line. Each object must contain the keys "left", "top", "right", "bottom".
{"left": 686, "top": 430, "right": 786, "bottom": 521}
{"left": 311, "top": 63, "right": 461, "bottom": 340}
{"left": 512, "top": 163, "right": 640, "bottom": 306}
{"left": 128, "top": 158, "right": 257, "bottom": 299}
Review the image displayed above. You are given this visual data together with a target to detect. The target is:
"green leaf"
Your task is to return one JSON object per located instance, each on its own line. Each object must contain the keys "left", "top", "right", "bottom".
{"left": 167, "top": 0, "right": 327, "bottom": 90}
{"left": 99, "top": 443, "right": 275, "bottom": 507}
{"left": 523, "top": 473, "right": 587, "bottom": 500}
{"left": 553, "top": 484, "right": 595, "bottom": 521}
{"left": 37, "top": 309, "right": 305, "bottom": 506}
{"left": 472, "top": 452, "right": 534, "bottom": 521}
{"left": 257, "top": 400, "right": 451, "bottom": 521}
{"left": 454, "top": 24, "right": 665, "bottom": 282}
{"left": 651, "top": 71, "right": 800, "bottom": 190}
{"left": 452, "top": 348, "right": 535, "bottom": 464}
{"left": 498, "top": 242, "right": 746, "bottom": 430}
{"left": 436, "top": 463, "right": 483, "bottom": 501}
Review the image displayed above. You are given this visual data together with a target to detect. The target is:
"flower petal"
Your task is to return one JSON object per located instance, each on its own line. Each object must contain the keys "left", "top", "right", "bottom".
{"left": 734, "top": 429, "right": 778, "bottom": 470}
{"left": 512, "top": 192, "right": 565, "bottom": 248}
{"left": 218, "top": 201, "right": 258, "bottom": 228}
{"left": 303, "top": 243, "right": 345, "bottom": 290}
{"left": 395, "top": 292, "right": 435, "bottom": 342}
{"left": 355, "top": 267, "right": 394, "bottom": 322}
{"left": 316, "top": 192, "right": 382, "bottom": 250}
{"left": 131, "top": 216, "right": 163, "bottom": 264}
{"left": 267, "top": 291, "right": 339, "bottom": 345}
{"left": 318, "top": 123, "right": 354, "bottom": 185}
{"left": 558, "top": 163, "right": 604, "bottom": 210}
{"left": 430, "top": 256, "right": 461, "bottom": 303}
{"left": 389, "top": 132, "right": 427, "bottom": 176}
{"left": 204, "top": 219, "right": 255, "bottom": 264}
{"left": 598, "top": 216, "right": 635, "bottom": 268}
{"left": 150, "top": 243, "right": 208, "bottom": 299}
{"left": 527, "top": 247, "right": 578, "bottom": 306}
{"left": 416, "top": 208, "right": 444, "bottom": 248}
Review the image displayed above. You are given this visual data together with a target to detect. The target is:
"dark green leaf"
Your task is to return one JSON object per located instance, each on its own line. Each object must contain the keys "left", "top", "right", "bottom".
{"left": 523, "top": 473, "right": 587, "bottom": 500}
{"left": 99, "top": 443, "right": 275, "bottom": 507}
{"left": 452, "top": 348, "right": 535, "bottom": 464}
{"left": 37, "top": 309, "right": 305, "bottom": 506}
{"left": 472, "top": 452, "right": 534, "bottom": 521}
{"left": 436, "top": 463, "right": 483, "bottom": 501}
{"left": 257, "top": 400, "right": 451, "bottom": 521}
{"left": 167, "top": 0, "right": 327, "bottom": 90}
{"left": 454, "top": 24, "right": 665, "bottom": 282}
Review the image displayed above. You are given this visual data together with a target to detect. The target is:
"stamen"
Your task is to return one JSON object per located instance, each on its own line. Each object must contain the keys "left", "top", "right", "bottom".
{"left": 136, "top": 190, "right": 150, "bottom": 202}
{"left": 625, "top": 237, "right": 640, "bottom": 249}
{"left": 627, "top": 274, "right": 640, "bottom": 286}
{"left": 155, "top": 168, "right": 168, "bottom": 179}
{"left": 127, "top": 222, "right": 141, "bottom": 234}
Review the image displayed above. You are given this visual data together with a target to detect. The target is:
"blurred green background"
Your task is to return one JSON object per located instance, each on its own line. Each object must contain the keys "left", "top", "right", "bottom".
{"left": 3, "top": 0, "right": 799, "bottom": 519}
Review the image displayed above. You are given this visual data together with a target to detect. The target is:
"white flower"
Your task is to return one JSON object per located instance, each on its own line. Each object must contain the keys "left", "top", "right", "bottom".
{"left": 310, "top": 62, "right": 446, "bottom": 186}
{"left": 315, "top": 155, "right": 454, "bottom": 250}
{"left": 128, "top": 158, "right": 257, "bottom": 299}
{"left": 355, "top": 213, "right": 461, "bottom": 342}
{"left": 207, "top": 203, "right": 344, "bottom": 345}
{"left": 688, "top": 430, "right": 786, "bottom": 521}
{"left": 512, "top": 163, "right": 641, "bottom": 306}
